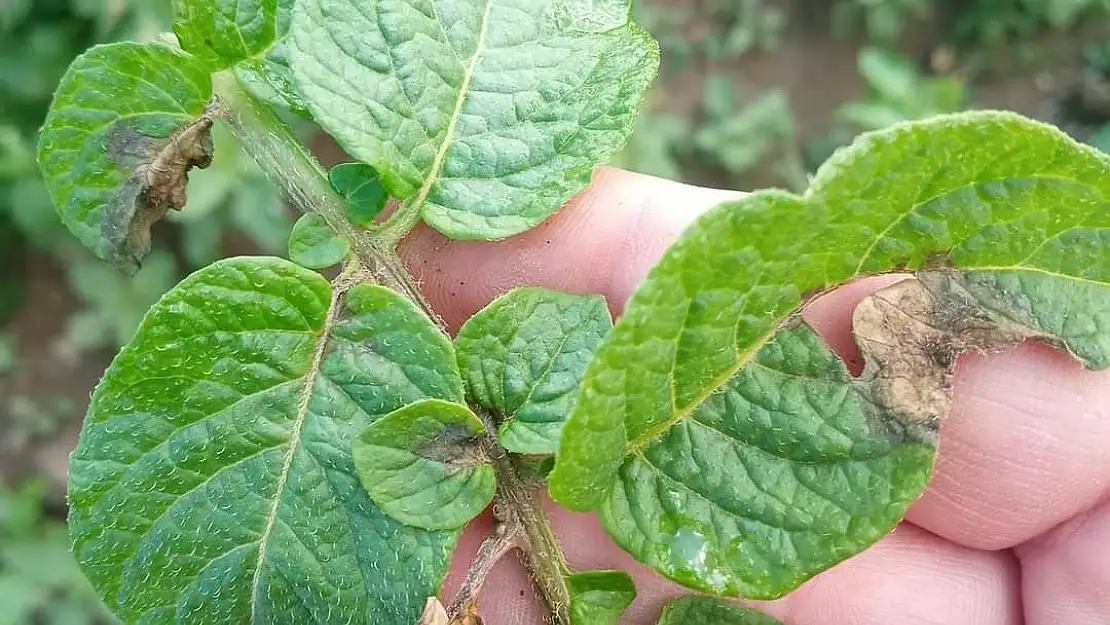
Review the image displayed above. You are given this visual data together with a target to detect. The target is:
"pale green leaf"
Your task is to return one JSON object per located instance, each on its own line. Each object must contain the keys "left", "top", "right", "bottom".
{"left": 289, "top": 0, "right": 659, "bottom": 240}
{"left": 235, "top": 53, "right": 312, "bottom": 118}
{"left": 456, "top": 288, "right": 612, "bottom": 455}
{"left": 353, "top": 399, "right": 496, "bottom": 530}
{"left": 550, "top": 111, "right": 1110, "bottom": 596}
{"left": 656, "top": 597, "right": 782, "bottom": 625}
{"left": 288, "top": 212, "right": 349, "bottom": 269}
{"left": 172, "top": 0, "right": 294, "bottom": 69}
{"left": 37, "top": 42, "right": 214, "bottom": 274}
{"left": 568, "top": 570, "right": 636, "bottom": 625}
{"left": 329, "top": 163, "right": 389, "bottom": 226}
{"left": 68, "top": 257, "right": 465, "bottom": 625}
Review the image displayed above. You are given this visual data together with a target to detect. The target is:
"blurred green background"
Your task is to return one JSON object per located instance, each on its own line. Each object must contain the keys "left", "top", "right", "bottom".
{"left": 4, "top": 1, "right": 1110, "bottom": 622}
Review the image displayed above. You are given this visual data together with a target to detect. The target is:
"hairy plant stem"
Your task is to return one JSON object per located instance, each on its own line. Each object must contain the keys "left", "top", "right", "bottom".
{"left": 211, "top": 70, "right": 575, "bottom": 624}
{"left": 209, "top": 70, "right": 438, "bottom": 323}
{"left": 484, "top": 431, "right": 574, "bottom": 624}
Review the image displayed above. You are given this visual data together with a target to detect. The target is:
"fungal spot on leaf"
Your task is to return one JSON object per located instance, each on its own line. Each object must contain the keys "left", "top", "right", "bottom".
{"left": 852, "top": 271, "right": 1042, "bottom": 443}
{"left": 102, "top": 111, "right": 216, "bottom": 274}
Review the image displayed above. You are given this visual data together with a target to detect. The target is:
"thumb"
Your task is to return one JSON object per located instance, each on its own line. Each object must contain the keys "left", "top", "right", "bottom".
{"left": 397, "top": 167, "right": 741, "bottom": 331}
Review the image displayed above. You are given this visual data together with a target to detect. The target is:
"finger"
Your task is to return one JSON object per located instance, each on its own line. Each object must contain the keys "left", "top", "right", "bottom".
{"left": 801, "top": 277, "right": 1110, "bottom": 550}
{"left": 745, "top": 524, "right": 1020, "bottom": 625}
{"left": 445, "top": 499, "right": 1020, "bottom": 625}
{"left": 397, "top": 167, "right": 740, "bottom": 331}
{"left": 1015, "top": 495, "right": 1110, "bottom": 624}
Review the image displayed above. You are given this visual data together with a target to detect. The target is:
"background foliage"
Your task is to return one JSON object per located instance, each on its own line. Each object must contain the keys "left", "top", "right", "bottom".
{"left": 4, "top": 0, "right": 1110, "bottom": 622}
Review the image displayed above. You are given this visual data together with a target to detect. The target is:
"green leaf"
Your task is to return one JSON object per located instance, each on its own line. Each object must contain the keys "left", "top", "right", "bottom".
{"left": 37, "top": 42, "right": 214, "bottom": 274}
{"left": 172, "top": 0, "right": 294, "bottom": 69}
{"left": 568, "top": 570, "right": 636, "bottom": 625}
{"left": 456, "top": 287, "right": 612, "bottom": 455}
{"left": 550, "top": 111, "right": 1110, "bottom": 596}
{"left": 288, "top": 212, "right": 349, "bottom": 269}
{"left": 235, "top": 53, "right": 312, "bottom": 118}
{"left": 656, "top": 597, "right": 782, "bottom": 625}
{"left": 68, "top": 257, "right": 466, "bottom": 625}
{"left": 353, "top": 398, "right": 496, "bottom": 530}
{"left": 289, "top": 0, "right": 659, "bottom": 240}
{"left": 329, "top": 163, "right": 389, "bottom": 227}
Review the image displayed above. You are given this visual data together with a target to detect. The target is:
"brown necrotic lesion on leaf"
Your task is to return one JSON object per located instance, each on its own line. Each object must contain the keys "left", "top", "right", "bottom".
{"left": 852, "top": 270, "right": 1047, "bottom": 444}
{"left": 102, "top": 106, "right": 217, "bottom": 274}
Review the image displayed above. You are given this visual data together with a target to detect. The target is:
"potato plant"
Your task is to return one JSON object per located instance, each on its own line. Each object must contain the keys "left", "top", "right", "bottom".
{"left": 35, "top": 0, "right": 1110, "bottom": 624}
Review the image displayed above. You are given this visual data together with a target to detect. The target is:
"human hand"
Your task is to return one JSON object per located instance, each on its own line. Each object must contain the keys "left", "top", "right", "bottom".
{"left": 400, "top": 168, "right": 1110, "bottom": 625}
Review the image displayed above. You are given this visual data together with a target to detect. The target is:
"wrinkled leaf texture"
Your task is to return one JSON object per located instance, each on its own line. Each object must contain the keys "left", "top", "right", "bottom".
{"left": 550, "top": 111, "right": 1110, "bottom": 598}
{"left": 288, "top": 0, "right": 659, "bottom": 240}
{"left": 68, "top": 257, "right": 467, "bottom": 625}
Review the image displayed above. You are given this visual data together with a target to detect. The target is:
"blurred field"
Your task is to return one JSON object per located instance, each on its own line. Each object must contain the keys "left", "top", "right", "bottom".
{"left": 4, "top": 1, "right": 1110, "bottom": 621}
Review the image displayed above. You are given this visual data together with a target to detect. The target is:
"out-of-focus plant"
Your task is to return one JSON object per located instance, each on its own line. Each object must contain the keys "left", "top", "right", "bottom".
{"left": 705, "top": 0, "right": 787, "bottom": 58}
{"left": 610, "top": 93, "right": 692, "bottom": 181}
{"left": 631, "top": 0, "right": 694, "bottom": 69}
{"left": 0, "top": 479, "right": 118, "bottom": 624}
{"left": 832, "top": 0, "right": 933, "bottom": 44}
{"left": 951, "top": 0, "right": 1110, "bottom": 49}
{"left": 694, "top": 75, "right": 805, "bottom": 188}
{"left": 838, "top": 47, "right": 968, "bottom": 130}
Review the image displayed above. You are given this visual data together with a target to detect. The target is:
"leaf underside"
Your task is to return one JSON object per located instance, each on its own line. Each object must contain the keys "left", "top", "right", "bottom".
{"left": 456, "top": 287, "right": 613, "bottom": 455}
{"left": 550, "top": 111, "right": 1110, "bottom": 598}
{"left": 37, "top": 42, "right": 214, "bottom": 273}
{"left": 68, "top": 257, "right": 465, "bottom": 625}
{"left": 288, "top": 0, "right": 660, "bottom": 241}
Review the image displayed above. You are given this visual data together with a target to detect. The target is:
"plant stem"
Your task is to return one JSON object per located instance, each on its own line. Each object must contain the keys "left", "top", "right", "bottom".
{"left": 209, "top": 70, "right": 439, "bottom": 323}
{"left": 485, "top": 436, "right": 573, "bottom": 624}
{"left": 211, "top": 69, "right": 573, "bottom": 624}
{"left": 447, "top": 523, "right": 520, "bottom": 620}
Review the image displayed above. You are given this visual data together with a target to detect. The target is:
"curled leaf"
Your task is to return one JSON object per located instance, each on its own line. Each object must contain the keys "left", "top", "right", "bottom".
{"left": 288, "top": 212, "right": 349, "bottom": 269}
{"left": 38, "top": 42, "right": 215, "bottom": 273}
{"left": 329, "top": 163, "right": 389, "bottom": 227}
{"left": 353, "top": 399, "right": 497, "bottom": 531}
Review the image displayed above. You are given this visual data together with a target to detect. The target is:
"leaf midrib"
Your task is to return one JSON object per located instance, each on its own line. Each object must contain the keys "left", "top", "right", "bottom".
{"left": 628, "top": 178, "right": 1109, "bottom": 454}
{"left": 408, "top": 0, "right": 493, "bottom": 217}
{"left": 248, "top": 284, "right": 343, "bottom": 621}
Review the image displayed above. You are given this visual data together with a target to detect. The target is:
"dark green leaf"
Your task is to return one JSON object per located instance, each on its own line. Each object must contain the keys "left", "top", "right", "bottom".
{"left": 656, "top": 597, "right": 782, "bottom": 625}
{"left": 68, "top": 257, "right": 465, "bottom": 625}
{"left": 289, "top": 0, "right": 659, "bottom": 240}
{"left": 568, "top": 570, "right": 636, "bottom": 625}
{"left": 172, "top": 0, "right": 294, "bottom": 69}
{"left": 329, "top": 163, "right": 389, "bottom": 227}
{"left": 550, "top": 111, "right": 1110, "bottom": 597}
{"left": 37, "top": 42, "right": 214, "bottom": 274}
{"left": 456, "top": 288, "right": 612, "bottom": 455}
{"left": 288, "top": 212, "right": 349, "bottom": 269}
{"left": 353, "top": 399, "right": 496, "bottom": 530}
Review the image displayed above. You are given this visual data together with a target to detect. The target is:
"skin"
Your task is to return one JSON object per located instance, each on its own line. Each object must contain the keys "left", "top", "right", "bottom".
{"left": 399, "top": 168, "right": 1110, "bottom": 625}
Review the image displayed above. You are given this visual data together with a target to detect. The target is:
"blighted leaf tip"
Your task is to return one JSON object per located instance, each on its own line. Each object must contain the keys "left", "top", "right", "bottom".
{"left": 103, "top": 112, "right": 216, "bottom": 274}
